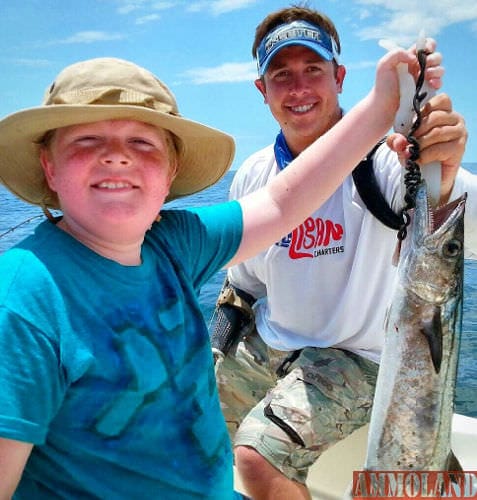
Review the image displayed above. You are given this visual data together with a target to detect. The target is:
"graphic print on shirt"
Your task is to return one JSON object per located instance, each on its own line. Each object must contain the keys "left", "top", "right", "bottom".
{"left": 276, "top": 214, "right": 345, "bottom": 259}
{"left": 80, "top": 282, "right": 231, "bottom": 492}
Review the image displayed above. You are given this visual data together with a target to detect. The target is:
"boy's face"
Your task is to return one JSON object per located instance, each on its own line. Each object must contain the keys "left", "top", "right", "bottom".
{"left": 255, "top": 45, "right": 346, "bottom": 155}
{"left": 40, "top": 119, "right": 176, "bottom": 246}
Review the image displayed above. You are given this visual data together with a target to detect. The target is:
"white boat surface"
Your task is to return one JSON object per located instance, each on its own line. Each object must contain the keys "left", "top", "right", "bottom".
{"left": 234, "top": 413, "right": 477, "bottom": 499}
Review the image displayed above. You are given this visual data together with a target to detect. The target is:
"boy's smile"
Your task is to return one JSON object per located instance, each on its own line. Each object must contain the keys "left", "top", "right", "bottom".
{"left": 39, "top": 119, "right": 176, "bottom": 263}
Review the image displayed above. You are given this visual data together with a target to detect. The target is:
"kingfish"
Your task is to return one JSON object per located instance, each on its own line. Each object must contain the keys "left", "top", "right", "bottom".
{"left": 364, "top": 181, "right": 466, "bottom": 471}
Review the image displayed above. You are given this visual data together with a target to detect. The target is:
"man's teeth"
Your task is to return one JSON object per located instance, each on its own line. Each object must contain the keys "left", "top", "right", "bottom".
{"left": 292, "top": 104, "right": 314, "bottom": 113}
{"left": 97, "top": 181, "right": 131, "bottom": 189}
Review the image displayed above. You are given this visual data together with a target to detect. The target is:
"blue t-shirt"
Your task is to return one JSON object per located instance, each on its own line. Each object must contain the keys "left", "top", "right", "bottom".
{"left": 0, "top": 202, "right": 243, "bottom": 499}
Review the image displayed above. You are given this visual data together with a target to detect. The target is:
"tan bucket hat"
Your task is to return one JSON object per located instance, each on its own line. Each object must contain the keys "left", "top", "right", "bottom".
{"left": 0, "top": 57, "right": 235, "bottom": 209}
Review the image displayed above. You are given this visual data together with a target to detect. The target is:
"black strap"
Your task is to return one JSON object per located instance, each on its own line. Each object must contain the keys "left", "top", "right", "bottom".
{"left": 275, "top": 349, "right": 302, "bottom": 378}
{"left": 352, "top": 139, "right": 402, "bottom": 230}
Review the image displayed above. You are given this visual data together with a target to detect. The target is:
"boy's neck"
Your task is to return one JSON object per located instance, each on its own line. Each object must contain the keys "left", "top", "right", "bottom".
{"left": 57, "top": 218, "right": 143, "bottom": 266}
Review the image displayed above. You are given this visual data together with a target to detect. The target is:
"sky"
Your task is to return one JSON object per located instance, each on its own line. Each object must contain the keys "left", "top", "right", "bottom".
{"left": 1, "top": 0, "right": 476, "bottom": 169}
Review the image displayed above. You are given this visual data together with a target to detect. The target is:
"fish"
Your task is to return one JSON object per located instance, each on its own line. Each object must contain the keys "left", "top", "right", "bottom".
{"left": 364, "top": 180, "right": 466, "bottom": 473}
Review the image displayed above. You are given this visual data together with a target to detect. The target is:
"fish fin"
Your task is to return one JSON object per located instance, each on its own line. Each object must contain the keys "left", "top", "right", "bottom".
{"left": 420, "top": 306, "right": 443, "bottom": 373}
{"left": 447, "top": 449, "right": 464, "bottom": 472}
{"left": 447, "top": 450, "right": 464, "bottom": 484}
{"left": 433, "top": 451, "right": 464, "bottom": 496}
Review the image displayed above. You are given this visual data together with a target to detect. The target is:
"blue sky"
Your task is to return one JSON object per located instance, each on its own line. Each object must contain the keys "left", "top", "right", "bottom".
{"left": 1, "top": 0, "right": 476, "bottom": 168}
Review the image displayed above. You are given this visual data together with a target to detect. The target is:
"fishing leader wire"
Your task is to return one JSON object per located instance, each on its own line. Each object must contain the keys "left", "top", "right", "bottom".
{"left": 397, "top": 48, "right": 430, "bottom": 242}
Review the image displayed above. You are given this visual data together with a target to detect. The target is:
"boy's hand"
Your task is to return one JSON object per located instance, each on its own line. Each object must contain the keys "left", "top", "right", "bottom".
{"left": 407, "top": 38, "right": 444, "bottom": 92}
{"left": 371, "top": 48, "right": 417, "bottom": 129}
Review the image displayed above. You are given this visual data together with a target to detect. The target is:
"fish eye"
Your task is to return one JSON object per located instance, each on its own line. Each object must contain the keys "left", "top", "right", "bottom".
{"left": 443, "top": 239, "right": 462, "bottom": 258}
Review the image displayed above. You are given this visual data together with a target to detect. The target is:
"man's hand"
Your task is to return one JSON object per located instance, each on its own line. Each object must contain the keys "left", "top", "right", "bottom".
{"left": 387, "top": 93, "right": 467, "bottom": 204}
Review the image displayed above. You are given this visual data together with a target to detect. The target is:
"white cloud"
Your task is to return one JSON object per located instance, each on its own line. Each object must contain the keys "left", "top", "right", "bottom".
{"left": 182, "top": 61, "right": 256, "bottom": 84}
{"left": 114, "top": 0, "right": 176, "bottom": 24}
{"left": 55, "top": 31, "right": 125, "bottom": 44}
{"left": 354, "top": 0, "right": 477, "bottom": 45}
{"left": 151, "top": 1, "right": 176, "bottom": 9}
{"left": 116, "top": 0, "right": 148, "bottom": 15}
{"left": 114, "top": 0, "right": 253, "bottom": 20}
{"left": 357, "top": 8, "right": 372, "bottom": 21}
{"left": 187, "top": 0, "right": 259, "bottom": 15}
{"left": 136, "top": 14, "right": 161, "bottom": 24}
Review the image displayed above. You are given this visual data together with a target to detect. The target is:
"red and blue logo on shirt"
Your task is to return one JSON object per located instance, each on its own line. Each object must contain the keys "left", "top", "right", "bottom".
{"left": 276, "top": 216, "right": 344, "bottom": 259}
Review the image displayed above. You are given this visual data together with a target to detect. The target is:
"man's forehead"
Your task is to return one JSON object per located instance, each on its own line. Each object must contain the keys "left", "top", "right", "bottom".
{"left": 267, "top": 45, "right": 329, "bottom": 69}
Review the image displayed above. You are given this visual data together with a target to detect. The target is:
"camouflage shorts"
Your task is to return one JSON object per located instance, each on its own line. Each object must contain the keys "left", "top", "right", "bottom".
{"left": 215, "top": 329, "right": 378, "bottom": 484}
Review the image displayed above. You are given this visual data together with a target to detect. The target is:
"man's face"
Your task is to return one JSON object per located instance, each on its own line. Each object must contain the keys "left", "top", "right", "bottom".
{"left": 256, "top": 45, "right": 346, "bottom": 154}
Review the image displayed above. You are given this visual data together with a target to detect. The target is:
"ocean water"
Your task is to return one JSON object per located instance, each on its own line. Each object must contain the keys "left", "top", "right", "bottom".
{"left": 1, "top": 166, "right": 476, "bottom": 418}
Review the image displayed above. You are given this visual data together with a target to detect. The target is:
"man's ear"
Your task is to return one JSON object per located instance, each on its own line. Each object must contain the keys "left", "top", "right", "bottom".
{"left": 254, "top": 78, "right": 268, "bottom": 104}
{"left": 335, "top": 65, "right": 346, "bottom": 94}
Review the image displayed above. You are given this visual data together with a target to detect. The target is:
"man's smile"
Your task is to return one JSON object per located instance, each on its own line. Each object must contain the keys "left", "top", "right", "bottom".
{"left": 288, "top": 103, "right": 316, "bottom": 114}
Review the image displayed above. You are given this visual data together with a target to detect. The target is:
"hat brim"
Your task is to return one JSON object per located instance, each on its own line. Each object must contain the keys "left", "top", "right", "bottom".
{"left": 0, "top": 104, "right": 235, "bottom": 209}
{"left": 259, "top": 40, "right": 334, "bottom": 76}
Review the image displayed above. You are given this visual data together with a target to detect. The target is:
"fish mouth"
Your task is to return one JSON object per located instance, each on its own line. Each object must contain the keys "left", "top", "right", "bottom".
{"left": 429, "top": 194, "right": 467, "bottom": 234}
{"left": 406, "top": 183, "right": 466, "bottom": 261}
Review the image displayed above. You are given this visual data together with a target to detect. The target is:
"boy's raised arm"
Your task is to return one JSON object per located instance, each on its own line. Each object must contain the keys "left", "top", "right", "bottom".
{"left": 230, "top": 48, "right": 418, "bottom": 267}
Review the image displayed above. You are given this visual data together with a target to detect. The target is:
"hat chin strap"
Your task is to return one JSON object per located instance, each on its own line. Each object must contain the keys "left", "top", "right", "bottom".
{"left": 41, "top": 205, "right": 56, "bottom": 221}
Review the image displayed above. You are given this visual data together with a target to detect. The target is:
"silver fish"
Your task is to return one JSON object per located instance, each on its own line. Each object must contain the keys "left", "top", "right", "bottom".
{"left": 364, "top": 181, "right": 466, "bottom": 471}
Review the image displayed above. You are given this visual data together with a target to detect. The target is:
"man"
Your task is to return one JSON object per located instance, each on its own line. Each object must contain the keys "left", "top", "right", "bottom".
{"left": 214, "top": 6, "right": 474, "bottom": 500}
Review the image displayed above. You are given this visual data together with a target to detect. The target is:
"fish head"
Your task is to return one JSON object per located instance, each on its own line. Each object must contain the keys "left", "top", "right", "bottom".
{"left": 401, "top": 181, "right": 466, "bottom": 305}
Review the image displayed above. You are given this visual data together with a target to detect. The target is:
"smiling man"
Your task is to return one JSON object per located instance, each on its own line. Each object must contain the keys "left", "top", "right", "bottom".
{"left": 213, "top": 5, "right": 473, "bottom": 500}
{"left": 254, "top": 20, "right": 345, "bottom": 156}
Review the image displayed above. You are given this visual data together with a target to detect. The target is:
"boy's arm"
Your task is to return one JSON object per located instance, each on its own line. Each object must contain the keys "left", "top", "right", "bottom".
{"left": 0, "top": 438, "right": 33, "bottom": 498}
{"left": 229, "top": 48, "right": 412, "bottom": 268}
